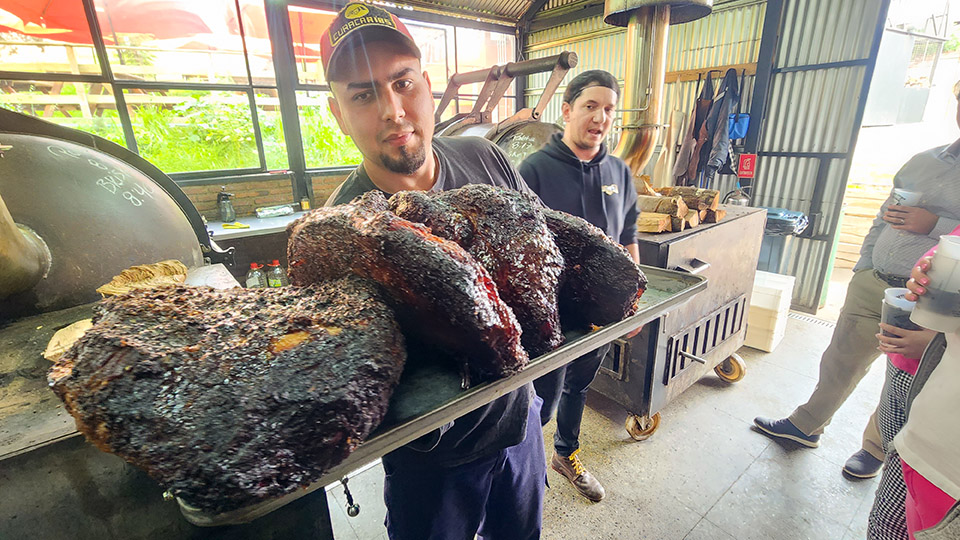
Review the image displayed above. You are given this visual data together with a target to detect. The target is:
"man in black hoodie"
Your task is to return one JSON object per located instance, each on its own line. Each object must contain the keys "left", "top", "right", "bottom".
{"left": 518, "top": 70, "right": 640, "bottom": 502}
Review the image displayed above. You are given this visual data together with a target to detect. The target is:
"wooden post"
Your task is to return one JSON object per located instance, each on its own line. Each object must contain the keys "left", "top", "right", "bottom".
{"left": 638, "top": 212, "right": 672, "bottom": 233}
{"left": 657, "top": 186, "right": 719, "bottom": 211}
{"left": 65, "top": 46, "right": 92, "bottom": 118}
{"left": 670, "top": 216, "right": 686, "bottom": 232}
{"left": 636, "top": 195, "right": 688, "bottom": 218}
{"left": 703, "top": 208, "right": 727, "bottom": 223}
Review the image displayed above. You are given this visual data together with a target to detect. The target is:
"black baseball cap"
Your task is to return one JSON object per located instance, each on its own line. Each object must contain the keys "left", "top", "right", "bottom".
{"left": 320, "top": 3, "right": 421, "bottom": 81}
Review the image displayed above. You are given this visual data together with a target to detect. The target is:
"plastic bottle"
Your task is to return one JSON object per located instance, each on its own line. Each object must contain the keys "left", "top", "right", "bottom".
{"left": 218, "top": 186, "right": 236, "bottom": 223}
{"left": 266, "top": 260, "right": 289, "bottom": 287}
{"left": 245, "top": 263, "right": 267, "bottom": 288}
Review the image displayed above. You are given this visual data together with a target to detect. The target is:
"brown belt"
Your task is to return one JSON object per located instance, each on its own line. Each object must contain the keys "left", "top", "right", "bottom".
{"left": 874, "top": 269, "right": 908, "bottom": 288}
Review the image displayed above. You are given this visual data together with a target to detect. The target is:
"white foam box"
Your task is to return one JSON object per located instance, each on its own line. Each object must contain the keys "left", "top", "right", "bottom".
{"left": 744, "top": 305, "right": 788, "bottom": 352}
{"left": 751, "top": 271, "right": 796, "bottom": 312}
{"left": 744, "top": 271, "right": 796, "bottom": 352}
{"left": 744, "top": 324, "right": 787, "bottom": 353}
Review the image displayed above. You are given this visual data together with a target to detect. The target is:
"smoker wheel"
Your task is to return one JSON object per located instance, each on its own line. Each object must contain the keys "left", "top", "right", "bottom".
{"left": 714, "top": 354, "right": 746, "bottom": 383}
{"left": 625, "top": 412, "right": 661, "bottom": 441}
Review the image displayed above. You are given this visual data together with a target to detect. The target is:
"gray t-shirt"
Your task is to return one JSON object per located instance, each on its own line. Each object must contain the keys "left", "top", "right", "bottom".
{"left": 326, "top": 136, "right": 534, "bottom": 206}
{"left": 325, "top": 136, "right": 536, "bottom": 468}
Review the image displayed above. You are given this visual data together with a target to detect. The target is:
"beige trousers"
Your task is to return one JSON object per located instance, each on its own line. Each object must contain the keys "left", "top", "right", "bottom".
{"left": 788, "top": 268, "right": 886, "bottom": 459}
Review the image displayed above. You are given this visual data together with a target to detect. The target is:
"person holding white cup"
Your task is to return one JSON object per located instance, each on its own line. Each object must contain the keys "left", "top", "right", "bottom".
{"left": 892, "top": 226, "right": 960, "bottom": 538}
{"left": 910, "top": 235, "right": 960, "bottom": 333}
{"left": 755, "top": 81, "right": 960, "bottom": 482}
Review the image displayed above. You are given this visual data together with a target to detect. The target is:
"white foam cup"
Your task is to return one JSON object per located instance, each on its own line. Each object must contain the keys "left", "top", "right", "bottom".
{"left": 910, "top": 236, "right": 960, "bottom": 333}
{"left": 892, "top": 188, "right": 922, "bottom": 207}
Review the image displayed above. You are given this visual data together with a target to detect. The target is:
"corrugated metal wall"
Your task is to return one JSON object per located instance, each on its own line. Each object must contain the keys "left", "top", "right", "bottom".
{"left": 524, "top": 0, "right": 764, "bottom": 194}
{"left": 524, "top": 0, "right": 888, "bottom": 311}
{"left": 751, "top": 0, "right": 886, "bottom": 310}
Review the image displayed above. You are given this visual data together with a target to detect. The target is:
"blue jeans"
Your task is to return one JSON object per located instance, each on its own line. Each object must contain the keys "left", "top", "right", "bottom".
{"left": 533, "top": 344, "right": 610, "bottom": 457}
{"left": 382, "top": 396, "right": 545, "bottom": 540}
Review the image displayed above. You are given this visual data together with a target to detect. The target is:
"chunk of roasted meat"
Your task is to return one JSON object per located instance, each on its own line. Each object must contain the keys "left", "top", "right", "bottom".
{"left": 48, "top": 277, "right": 405, "bottom": 514}
{"left": 287, "top": 191, "right": 527, "bottom": 379}
{"left": 390, "top": 185, "right": 565, "bottom": 356}
{"left": 542, "top": 208, "right": 647, "bottom": 327}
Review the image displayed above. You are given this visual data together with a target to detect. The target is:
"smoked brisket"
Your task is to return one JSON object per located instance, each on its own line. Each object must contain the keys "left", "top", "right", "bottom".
{"left": 49, "top": 277, "right": 404, "bottom": 514}
{"left": 287, "top": 191, "right": 527, "bottom": 379}
{"left": 389, "top": 185, "right": 565, "bottom": 356}
{"left": 542, "top": 208, "right": 648, "bottom": 327}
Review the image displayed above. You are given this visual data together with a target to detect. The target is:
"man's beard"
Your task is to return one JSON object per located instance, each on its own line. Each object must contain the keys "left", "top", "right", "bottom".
{"left": 380, "top": 141, "right": 427, "bottom": 175}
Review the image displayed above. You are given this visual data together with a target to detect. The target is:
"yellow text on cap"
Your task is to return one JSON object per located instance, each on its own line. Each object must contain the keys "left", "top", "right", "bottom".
{"left": 345, "top": 4, "right": 370, "bottom": 19}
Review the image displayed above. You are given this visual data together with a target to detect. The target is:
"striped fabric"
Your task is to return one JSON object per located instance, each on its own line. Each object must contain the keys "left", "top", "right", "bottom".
{"left": 854, "top": 146, "right": 960, "bottom": 278}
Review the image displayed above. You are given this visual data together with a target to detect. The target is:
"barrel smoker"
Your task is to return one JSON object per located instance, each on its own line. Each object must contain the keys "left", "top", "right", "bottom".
{"left": 434, "top": 51, "right": 578, "bottom": 166}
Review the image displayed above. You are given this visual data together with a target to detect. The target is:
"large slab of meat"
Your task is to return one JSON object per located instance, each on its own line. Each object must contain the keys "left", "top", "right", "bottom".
{"left": 389, "top": 185, "right": 565, "bottom": 356}
{"left": 48, "top": 277, "right": 405, "bottom": 514}
{"left": 287, "top": 191, "right": 527, "bottom": 380}
{"left": 542, "top": 208, "right": 648, "bottom": 327}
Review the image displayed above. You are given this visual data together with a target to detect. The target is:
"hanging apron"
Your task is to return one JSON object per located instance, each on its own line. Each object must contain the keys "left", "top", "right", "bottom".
{"left": 673, "top": 71, "right": 715, "bottom": 187}
{"left": 652, "top": 109, "right": 685, "bottom": 189}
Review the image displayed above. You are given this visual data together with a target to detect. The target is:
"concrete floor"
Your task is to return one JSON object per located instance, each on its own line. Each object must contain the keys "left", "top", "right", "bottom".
{"left": 327, "top": 313, "right": 886, "bottom": 540}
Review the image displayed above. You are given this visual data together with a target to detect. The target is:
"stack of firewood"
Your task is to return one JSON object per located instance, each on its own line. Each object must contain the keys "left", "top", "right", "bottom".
{"left": 636, "top": 186, "right": 726, "bottom": 234}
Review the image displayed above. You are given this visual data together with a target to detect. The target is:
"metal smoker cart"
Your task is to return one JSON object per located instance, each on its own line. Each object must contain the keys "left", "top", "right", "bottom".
{"left": 591, "top": 205, "right": 766, "bottom": 440}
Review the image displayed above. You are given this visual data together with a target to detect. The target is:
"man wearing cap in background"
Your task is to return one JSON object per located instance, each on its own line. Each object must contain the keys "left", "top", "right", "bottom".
{"left": 319, "top": 3, "right": 545, "bottom": 539}
{"left": 518, "top": 69, "right": 639, "bottom": 503}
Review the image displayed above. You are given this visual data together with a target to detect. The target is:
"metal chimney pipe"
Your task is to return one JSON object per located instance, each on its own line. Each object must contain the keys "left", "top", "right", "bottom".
{"left": 0, "top": 192, "right": 50, "bottom": 299}
{"left": 611, "top": 5, "right": 670, "bottom": 177}
{"left": 603, "top": 0, "right": 712, "bottom": 178}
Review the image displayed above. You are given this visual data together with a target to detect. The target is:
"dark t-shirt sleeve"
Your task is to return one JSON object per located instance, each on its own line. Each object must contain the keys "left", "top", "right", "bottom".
{"left": 517, "top": 155, "right": 541, "bottom": 194}
{"left": 620, "top": 165, "right": 639, "bottom": 245}
{"left": 444, "top": 137, "right": 540, "bottom": 202}
{"left": 324, "top": 182, "right": 349, "bottom": 207}
{"left": 325, "top": 168, "right": 382, "bottom": 207}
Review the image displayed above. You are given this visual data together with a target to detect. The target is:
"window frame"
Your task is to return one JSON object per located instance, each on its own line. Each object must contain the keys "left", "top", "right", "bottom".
{"left": 0, "top": 0, "right": 519, "bottom": 194}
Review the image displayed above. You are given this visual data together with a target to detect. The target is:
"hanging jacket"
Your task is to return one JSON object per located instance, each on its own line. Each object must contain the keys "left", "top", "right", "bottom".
{"left": 673, "top": 72, "right": 714, "bottom": 186}
{"left": 702, "top": 68, "right": 741, "bottom": 182}
{"left": 518, "top": 133, "right": 638, "bottom": 246}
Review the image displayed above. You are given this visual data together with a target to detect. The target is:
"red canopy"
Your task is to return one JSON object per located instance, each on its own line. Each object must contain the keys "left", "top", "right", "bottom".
{"left": 0, "top": 0, "right": 214, "bottom": 44}
{"left": 0, "top": 1, "right": 330, "bottom": 62}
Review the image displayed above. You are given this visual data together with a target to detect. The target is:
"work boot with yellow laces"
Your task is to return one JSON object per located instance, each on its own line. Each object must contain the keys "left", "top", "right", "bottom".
{"left": 551, "top": 449, "right": 605, "bottom": 502}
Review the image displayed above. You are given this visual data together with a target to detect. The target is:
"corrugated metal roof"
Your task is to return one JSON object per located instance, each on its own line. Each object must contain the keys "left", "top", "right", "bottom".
{"left": 760, "top": 66, "right": 867, "bottom": 154}
{"left": 397, "top": 0, "right": 536, "bottom": 24}
{"left": 776, "top": 0, "right": 882, "bottom": 68}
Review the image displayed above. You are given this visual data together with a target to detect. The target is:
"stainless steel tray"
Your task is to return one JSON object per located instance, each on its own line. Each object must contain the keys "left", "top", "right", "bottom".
{"left": 0, "top": 265, "right": 241, "bottom": 461}
{"left": 180, "top": 266, "right": 707, "bottom": 526}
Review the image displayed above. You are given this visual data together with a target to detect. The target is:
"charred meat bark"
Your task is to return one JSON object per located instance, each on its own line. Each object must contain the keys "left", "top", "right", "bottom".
{"left": 390, "top": 185, "right": 565, "bottom": 356}
{"left": 48, "top": 277, "right": 405, "bottom": 514}
{"left": 542, "top": 208, "right": 647, "bottom": 327}
{"left": 287, "top": 191, "right": 527, "bottom": 379}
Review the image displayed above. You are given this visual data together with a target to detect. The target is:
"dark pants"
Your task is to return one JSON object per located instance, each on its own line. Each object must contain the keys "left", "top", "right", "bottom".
{"left": 533, "top": 344, "right": 610, "bottom": 457}
{"left": 381, "top": 397, "right": 545, "bottom": 540}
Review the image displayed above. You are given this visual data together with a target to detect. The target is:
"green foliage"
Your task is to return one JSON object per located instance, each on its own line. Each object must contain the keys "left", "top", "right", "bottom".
{"left": 113, "top": 34, "right": 156, "bottom": 68}
{"left": 129, "top": 93, "right": 261, "bottom": 172}
{"left": 944, "top": 33, "right": 960, "bottom": 53}
{"left": 2, "top": 90, "right": 361, "bottom": 173}
{"left": 0, "top": 96, "right": 126, "bottom": 147}
{"left": 298, "top": 104, "right": 362, "bottom": 168}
